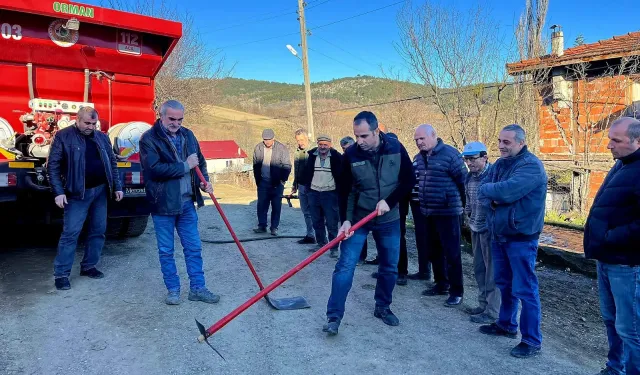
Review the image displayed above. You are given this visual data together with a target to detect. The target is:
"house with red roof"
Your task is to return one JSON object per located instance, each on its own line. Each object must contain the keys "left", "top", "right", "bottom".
{"left": 198, "top": 140, "right": 248, "bottom": 173}
{"left": 507, "top": 26, "right": 640, "bottom": 210}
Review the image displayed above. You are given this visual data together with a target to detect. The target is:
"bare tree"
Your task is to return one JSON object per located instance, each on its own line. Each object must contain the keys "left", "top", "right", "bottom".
{"left": 103, "top": 0, "right": 231, "bottom": 123}
{"left": 395, "top": 0, "right": 508, "bottom": 148}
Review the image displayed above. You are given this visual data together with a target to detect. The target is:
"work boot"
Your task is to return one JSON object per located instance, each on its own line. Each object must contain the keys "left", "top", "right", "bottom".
{"left": 329, "top": 249, "right": 338, "bottom": 258}
{"left": 396, "top": 275, "right": 407, "bottom": 286}
{"left": 422, "top": 284, "right": 449, "bottom": 296}
{"left": 322, "top": 318, "right": 340, "bottom": 336}
{"left": 188, "top": 288, "right": 220, "bottom": 304}
{"left": 297, "top": 236, "right": 316, "bottom": 244}
{"left": 374, "top": 307, "right": 400, "bottom": 326}
{"left": 55, "top": 277, "right": 71, "bottom": 291}
{"left": 465, "top": 306, "right": 485, "bottom": 315}
{"left": 479, "top": 323, "right": 517, "bottom": 339}
{"left": 270, "top": 228, "right": 278, "bottom": 236}
{"left": 510, "top": 342, "right": 541, "bottom": 358}
{"left": 444, "top": 295, "right": 463, "bottom": 307}
{"left": 80, "top": 268, "right": 104, "bottom": 279}
{"left": 165, "top": 290, "right": 180, "bottom": 305}
{"left": 470, "top": 312, "right": 496, "bottom": 324}
{"left": 253, "top": 226, "right": 267, "bottom": 233}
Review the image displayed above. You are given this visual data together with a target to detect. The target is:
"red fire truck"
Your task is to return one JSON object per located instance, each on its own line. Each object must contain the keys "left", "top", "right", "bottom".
{"left": 0, "top": 1, "right": 182, "bottom": 237}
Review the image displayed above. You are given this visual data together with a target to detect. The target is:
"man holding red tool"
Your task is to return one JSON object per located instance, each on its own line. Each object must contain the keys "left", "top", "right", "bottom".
{"left": 323, "top": 111, "right": 416, "bottom": 336}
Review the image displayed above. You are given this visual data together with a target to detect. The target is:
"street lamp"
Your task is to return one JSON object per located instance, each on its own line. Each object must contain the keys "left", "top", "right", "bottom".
{"left": 285, "top": 44, "right": 314, "bottom": 139}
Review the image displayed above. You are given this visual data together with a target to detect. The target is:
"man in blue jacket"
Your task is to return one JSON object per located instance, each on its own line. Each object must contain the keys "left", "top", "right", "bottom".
{"left": 584, "top": 117, "right": 640, "bottom": 375}
{"left": 477, "top": 124, "right": 547, "bottom": 359}
{"left": 139, "top": 100, "right": 219, "bottom": 306}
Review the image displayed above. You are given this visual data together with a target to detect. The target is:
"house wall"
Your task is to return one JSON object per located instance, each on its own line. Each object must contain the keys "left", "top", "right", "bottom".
{"left": 537, "top": 75, "right": 634, "bottom": 210}
{"left": 205, "top": 158, "right": 245, "bottom": 173}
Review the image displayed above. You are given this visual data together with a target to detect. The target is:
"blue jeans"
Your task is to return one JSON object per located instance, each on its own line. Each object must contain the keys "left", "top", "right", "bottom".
{"left": 54, "top": 185, "right": 107, "bottom": 278}
{"left": 598, "top": 261, "right": 640, "bottom": 375}
{"left": 493, "top": 240, "right": 542, "bottom": 348}
{"left": 308, "top": 189, "right": 340, "bottom": 249}
{"left": 327, "top": 219, "right": 401, "bottom": 321}
{"left": 257, "top": 181, "right": 284, "bottom": 230}
{"left": 152, "top": 200, "right": 206, "bottom": 292}
{"left": 298, "top": 185, "right": 315, "bottom": 237}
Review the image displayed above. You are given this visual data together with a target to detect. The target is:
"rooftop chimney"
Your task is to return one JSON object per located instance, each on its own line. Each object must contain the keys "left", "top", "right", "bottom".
{"left": 550, "top": 25, "right": 564, "bottom": 56}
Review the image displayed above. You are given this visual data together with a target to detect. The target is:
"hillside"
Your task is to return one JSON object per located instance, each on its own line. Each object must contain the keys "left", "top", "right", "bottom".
{"left": 216, "top": 75, "right": 426, "bottom": 105}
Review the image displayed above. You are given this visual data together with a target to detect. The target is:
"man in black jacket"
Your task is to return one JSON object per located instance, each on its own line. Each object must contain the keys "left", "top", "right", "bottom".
{"left": 300, "top": 134, "right": 342, "bottom": 257}
{"left": 139, "top": 100, "right": 219, "bottom": 306}
{"left": 584, "top": 117, "right": 640, "bottom": 375}
{"left": 413, "top": 124, "right": 467, "bottom": 306}
{"left": 252, "top": 129, "right": 291, "bottom": 236}
{"left": 48, "top": 106, "right": 123, "bottom": 291}
{"left": 323, "top": 111, "right": 415, "bottom": 336}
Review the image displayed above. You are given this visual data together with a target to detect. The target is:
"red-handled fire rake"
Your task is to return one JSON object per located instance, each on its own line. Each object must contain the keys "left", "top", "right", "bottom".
{"left": 194, "top": 166, "right": 310, "bottom": 311}
{"left": 194, "top": 208, "right": 378, "bottom": 357}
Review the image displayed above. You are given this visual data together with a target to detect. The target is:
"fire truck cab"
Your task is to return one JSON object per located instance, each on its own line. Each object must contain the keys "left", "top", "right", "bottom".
{"left": 0, "top": 1, "right": 182, "bottom": 237}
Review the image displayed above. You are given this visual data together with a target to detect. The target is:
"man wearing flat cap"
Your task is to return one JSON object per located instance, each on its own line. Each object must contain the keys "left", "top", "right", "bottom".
{"left": 252, "top": 129, "right": 291, "bottom": 236}
{"left": 299, "top": 134, "right": 343, "bottom": 257}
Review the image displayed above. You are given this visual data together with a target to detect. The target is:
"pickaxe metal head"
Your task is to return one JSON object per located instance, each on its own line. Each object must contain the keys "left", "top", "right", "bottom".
{"left": 195, "top": 319, "right": 225, "bottom": 360}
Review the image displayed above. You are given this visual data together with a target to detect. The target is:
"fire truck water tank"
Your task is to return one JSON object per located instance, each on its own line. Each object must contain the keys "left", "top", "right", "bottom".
{"left": 0, "top": 117, "right": 14, "bottom": 148}
{"left": 108, "top": 121, "right": 152, "bottom": 159}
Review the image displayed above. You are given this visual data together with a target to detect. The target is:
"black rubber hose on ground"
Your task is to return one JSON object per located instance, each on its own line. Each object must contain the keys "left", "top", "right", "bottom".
{"left": 201, "top": 235, "right": 306, "bottom": 244}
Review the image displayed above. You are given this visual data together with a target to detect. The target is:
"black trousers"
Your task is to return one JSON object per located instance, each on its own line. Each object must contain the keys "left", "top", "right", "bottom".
{"left": 410, "top": 200, "right": 431, "bottom": 275}
{"left": 421, "top": 214, "right": 464, "bottom": 297}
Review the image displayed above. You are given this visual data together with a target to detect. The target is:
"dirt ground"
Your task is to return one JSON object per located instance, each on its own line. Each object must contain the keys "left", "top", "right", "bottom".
{"left": 0, "top": 184, "right": 607, "bottom": 374}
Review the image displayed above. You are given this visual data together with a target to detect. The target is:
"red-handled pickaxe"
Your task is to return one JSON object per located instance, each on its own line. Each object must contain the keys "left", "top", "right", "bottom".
{"left": 194, "top": 209, "right": 378, "bottom": 357}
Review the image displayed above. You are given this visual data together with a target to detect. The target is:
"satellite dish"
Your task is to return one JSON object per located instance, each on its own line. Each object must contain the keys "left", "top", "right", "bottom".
{"left": 286, "top": 44, "right": 298, "bottom": 57}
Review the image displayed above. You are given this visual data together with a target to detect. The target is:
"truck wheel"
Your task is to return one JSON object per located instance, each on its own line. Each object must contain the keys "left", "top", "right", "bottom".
{"left": 122, "top": 216, "right": 148, "bottom": 237}
{"left": 106, "top": 216, "right": 148, "bottom": 238}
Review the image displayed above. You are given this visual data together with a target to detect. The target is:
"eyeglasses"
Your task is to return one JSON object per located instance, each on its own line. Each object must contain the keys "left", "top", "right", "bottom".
{"left": 464, "top": 156, "right": 482, "bottom": 161}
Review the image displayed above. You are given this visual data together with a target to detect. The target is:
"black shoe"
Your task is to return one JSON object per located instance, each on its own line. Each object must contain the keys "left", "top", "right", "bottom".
{"left": 253, "top": 226, "right": 267, "bottom": 233}
{"left": 444, "top": 295, "right": 462, "bottom": 307}
{"left": 510, "top": 342, "right": 541, "bottom": 358}
{"left": 80, "top": 268, "right": 104, "bottom": 279}
{"left": 479, "top": 323, "right": 518, "bottom": 339}
{"left": 396, "top": 275, "right": 407, "bottom": 286}
{"left": 297, "top": 236, "right": 316, "bottom": 244}
{"left": 371, "top": 272, "right": 379, "bottom": 279}
{"left": 596, "top": 366, "right": 617, "bottom": 375}
{"left": 374, "top": 307, "right": 400, "bottom": 326}
{"left": 364, "top": 258, "right": 379, "bottom": 265}
{"left": 407, "top": 272, "right": 430, "bottom": 281}
{"left": 55, "top": 277, "right": 70, "bottom": 290}
{"left": 322, "top": 318, "right": 340, "bottom": 336}
{"left": 329, "top": 249, "right": 338, "bottom": 258}
{"left": 270, "top": 228, "right": 278, "bottom": 236}
{"left": 422, "top": 285, "right": 449, "bottom": 296}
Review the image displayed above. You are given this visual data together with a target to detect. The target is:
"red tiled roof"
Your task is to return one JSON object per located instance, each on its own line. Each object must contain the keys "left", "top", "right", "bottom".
{"left": 199, "top": 140, "right": 248, "bottom": 160}
{"left": 507, "top": 31, "right": 640, "bottom": 74}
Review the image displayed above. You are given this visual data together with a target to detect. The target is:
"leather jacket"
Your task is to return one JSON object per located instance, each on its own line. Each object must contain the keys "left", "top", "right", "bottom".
{"left": 139, "top": 120, "right": 210, "bottom": 215}
{"left": 47, "top": 125, "right": 122, "bottom": 199}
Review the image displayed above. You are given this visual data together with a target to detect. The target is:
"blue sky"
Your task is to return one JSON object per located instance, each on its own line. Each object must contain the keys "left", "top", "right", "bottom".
{"left": 88, "top": 0, "right": 640, "bottom": 83}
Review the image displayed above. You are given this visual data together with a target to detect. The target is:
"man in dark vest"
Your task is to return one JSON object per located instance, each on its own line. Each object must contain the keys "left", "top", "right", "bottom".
{"left": 413, "top": 124, "right": 467, "bottom": 307}
{"left": 585, "top": 117, "right": 640, "bottom": 374}
{"left": 323, "top": 111, "right": 415, "bottom": 336}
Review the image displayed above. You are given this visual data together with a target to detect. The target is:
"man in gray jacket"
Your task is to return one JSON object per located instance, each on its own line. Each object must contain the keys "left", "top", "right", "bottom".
{"left": 477, "top": 124, "right": 547, "bottom": 359}
{"left": 462, "top": 141, "right": 499, "bottom": 324}
{"left": 252, "top": 129, "right": 291, "bottom": 236}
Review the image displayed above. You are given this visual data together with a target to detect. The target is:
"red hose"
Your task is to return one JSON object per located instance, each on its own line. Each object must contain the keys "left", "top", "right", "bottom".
{"left": 194, "top": 166, "right": 266, "bottom": 290}
{"left": 198, "top": 209, "right": 378, "bottom": 341}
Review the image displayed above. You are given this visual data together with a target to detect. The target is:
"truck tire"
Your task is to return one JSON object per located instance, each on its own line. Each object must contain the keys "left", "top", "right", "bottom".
{"left": 106, "top": 216, "right": 148, "bottom": 238}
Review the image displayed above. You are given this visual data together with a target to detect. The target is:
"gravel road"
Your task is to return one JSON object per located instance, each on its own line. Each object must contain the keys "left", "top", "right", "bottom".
{"left": 0, "top": 194, "right": 605, "bottom": 374}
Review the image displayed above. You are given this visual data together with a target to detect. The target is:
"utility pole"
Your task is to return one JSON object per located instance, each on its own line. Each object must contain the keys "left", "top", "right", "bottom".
{"left": 297, "top": 0, "right": 314, "bottom": 139}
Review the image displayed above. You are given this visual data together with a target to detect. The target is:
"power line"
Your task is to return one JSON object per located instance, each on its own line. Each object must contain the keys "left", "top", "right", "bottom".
{"left": 313, "top": 34, "right": 382, "bottom": 70}
{"left": 217, "top": 31, "right": 300, "bottom": 49}
{"left": 308, "top": 0, "right": 404, "bottom": 31}
{"left": 204, "top": 10, "right": 297, "bottom": 33}
{"left": 308, "top": 47, "right": 370, "bottom": 75}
